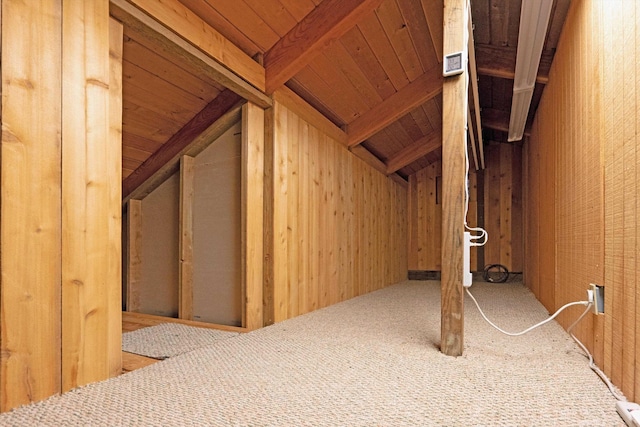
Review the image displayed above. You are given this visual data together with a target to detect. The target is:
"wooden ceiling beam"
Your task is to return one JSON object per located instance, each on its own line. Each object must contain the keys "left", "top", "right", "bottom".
{"left": 481, "top": 108, "right": 531, "bottom": 136}
{"left": 123, "top": 89, "right": 243, "bottom": 201}
{"left": 346, "top": 67, "right": 443, "bottom": 147}
{"left": 264, "top": 0, "right": 384, "bottom": 94}
{"left": 385, "top": 132, "right": 441, "bottom": 175}
{"left": 110, "top": 0, "right": 270, "bottom": 107}
{"left": 475, "top": 44, "right": 552, "bottom": 84}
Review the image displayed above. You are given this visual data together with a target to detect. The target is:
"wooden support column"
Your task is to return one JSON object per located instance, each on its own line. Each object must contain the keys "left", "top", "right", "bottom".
{"left": 61, "top": 0, "right": 122, "bottom": 390}
{"left": 179, "top": 156, "right": 195, "bottom": 320}
{"left": 1, "top": 0, "right": 63, "bottom": 411}
{"left": 126, "top": 199, "right": 143, "bottom": 312}
{"left": 441, "top": 0, "right": 467, "bottom": 356}
{"left": 242, "top": 103, "right": 265, "bottom": 330}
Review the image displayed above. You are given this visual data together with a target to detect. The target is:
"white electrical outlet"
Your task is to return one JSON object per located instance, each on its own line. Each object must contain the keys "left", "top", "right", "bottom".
{"left": 589, "top": 283, "right": 604, "bottom": 315}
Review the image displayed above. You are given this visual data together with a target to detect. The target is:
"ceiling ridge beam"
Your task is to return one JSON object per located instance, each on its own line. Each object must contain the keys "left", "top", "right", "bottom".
{"left": 264, "top": 0, "right": 384, "bottom": 94}
{"left": 123, "top": 89, "right": 243, "bottom": 202}
{"left": 346, "top": 66, "right": 443, "bottom": 147}
{"left": 385, "top": 131, "right": 441, "bottom": 175}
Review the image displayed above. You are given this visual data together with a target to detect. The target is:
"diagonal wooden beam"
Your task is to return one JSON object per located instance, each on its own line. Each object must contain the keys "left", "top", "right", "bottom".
{"left": 475, "top": 44, "right": 552, "bottom": 84}
{"left": 385, "top": 131, "right": 441, "bottom": 175}
{"left": 346, "top": 66, "right": 443, "bottom": 147}
{"left": 264, "top": 0, "right": 384, "bottom": 94}
{"left": 123, "top": 89, "right": 243, "bottom": 201}
{"left": 110, "top": 0, "right": 270, "bottom": 105}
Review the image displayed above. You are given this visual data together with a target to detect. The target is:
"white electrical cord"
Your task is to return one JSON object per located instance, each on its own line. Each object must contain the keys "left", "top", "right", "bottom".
{"left": 465, "top": 288, "right": 589, "bottom": 336}
{"left": 468, "top": 288, "right": 626, "bottom": 401}
{"left": 566, "top": 305, "right": 627, "bottom": 402}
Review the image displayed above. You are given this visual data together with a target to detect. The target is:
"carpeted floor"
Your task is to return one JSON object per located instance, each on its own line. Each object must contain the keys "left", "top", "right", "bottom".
{"left": 0, "top": 281, "right": 624, "bottom": 426}
{"left": 122, "top": 323, "right": 239, "bottom": 359}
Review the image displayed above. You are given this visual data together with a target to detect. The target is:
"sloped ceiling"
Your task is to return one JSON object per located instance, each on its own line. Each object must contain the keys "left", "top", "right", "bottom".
{"left": 115, "top": 0, "right": 571, "bottom": 195}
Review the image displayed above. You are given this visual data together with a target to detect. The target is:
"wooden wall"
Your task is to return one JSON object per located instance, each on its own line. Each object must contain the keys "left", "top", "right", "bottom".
{"left": 1, "top": 0, "right": 122, "bottom": 411}
{"left": 483, "top": 144, "right": 523, "bottom": 273}
{"left": 524, "top": 0, "right": 640, "bottom": 401}
{"left": 265, "top": 100, "right": 408, "bottom": 324}
{"left": 408, "top": 144, "right": 522, "bottom": 273}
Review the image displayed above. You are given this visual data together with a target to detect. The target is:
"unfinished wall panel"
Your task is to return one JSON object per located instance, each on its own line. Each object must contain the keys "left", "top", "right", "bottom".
{"left": 192, "top": 123, "right": 242, "bottom": 326}
{"left": 0, "top": 0, "right": 63, "bottom": 411}
{"left": 139, "top": 174, "right": 180, "bottom": 317}
{"left": 266, "top": 100, "right": 408, "bottom": 323}
{"left": 525, "top": 0, "right": 639, "bottom": 401}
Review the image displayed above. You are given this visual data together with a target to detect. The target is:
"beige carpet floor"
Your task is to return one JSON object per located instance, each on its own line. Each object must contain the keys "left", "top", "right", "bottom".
{"left": 0, "top": 281, "right": 624, "bottom": 426}
{"left": 122, "top": 323, "right": 239, "bottom": 359}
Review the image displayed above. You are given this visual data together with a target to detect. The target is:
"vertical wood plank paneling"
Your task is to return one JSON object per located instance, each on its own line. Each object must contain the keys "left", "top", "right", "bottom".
{"left": 308, "top": 125, "right": 320, "bottom": 312}
{"left": 286, "top": 107, "right": 300, "bottom": 319}
{"left": 273, "top": 102, "right": 288, "bottom": 323}
{"left": 262, "top": 107, "right": 275, "bottom": 326}
{"left": 499, "top": 144, "right": 513, "bottom": 270}
{"left": 1, "top": 0, "right": 62, "bottom": 410}
{"left": 267, "top": 99, "right": 407, "bottom": 322}
{"left": 484, "top": 145, "right": 501, "bottom": 266}
{"left": 107, "top": 17, "right": 123, "bottom": 379}
{"left": 241, "top": 102, "right": 264, "bottom": 330}
{"left": 298, "top": 120, "right": 310, "bottom": 314}
{"left": 621, "top": 0, "right": 637, "bottom": 396}
{"left": 511, "top": 145, "right": 523, "bottom": 272}
{"left": 179, "top": 155, "right": 194, "bottom": 320}
{"left": 634, "top": 0, "right": 640, "bottom": 401}
{"left": 526, "top": 0, "right": 640, "bottom": 401}
{"left": 408, "top": 174, "right": 419, "bottom": 269}
{"left": 62, "top": 0, "right": 120, "bottom": 391}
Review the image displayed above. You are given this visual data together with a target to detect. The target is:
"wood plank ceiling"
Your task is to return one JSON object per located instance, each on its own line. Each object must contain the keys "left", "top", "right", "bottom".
{"left": 117, "top": 0, "right": 571, "bottom": 188}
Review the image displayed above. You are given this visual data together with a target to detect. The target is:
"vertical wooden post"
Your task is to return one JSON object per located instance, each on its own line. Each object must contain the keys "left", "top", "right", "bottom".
{"left": 126, "top": 199, "right": 143, "bottom": 312}
{"left": 1, "top": 0, "right": 63, "bottom": 411}
{"left": 441, "top": 0, "right": 467, "bottom": 356}
{"left": 242, "top": 102, "right": 265, "bottom": 330}
{"left": 107, "top": 16, "right": 124, "bottom": 380}
{"left": 61, "top": 0, "right": 122, "bottom": 390}
{"left": 179, "top": 155, "right": 195, "bottom": 320}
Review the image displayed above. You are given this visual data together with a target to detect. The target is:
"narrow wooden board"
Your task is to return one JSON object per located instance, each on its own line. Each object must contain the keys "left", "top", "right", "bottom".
{"left": 179, "top": 156, "right": 195, "bottom": 320}
{"left": 241, "top": 103, "right": 265, "bottom": 330}
{"left": 1, "top": 0, "right": 62, "bottom": 411}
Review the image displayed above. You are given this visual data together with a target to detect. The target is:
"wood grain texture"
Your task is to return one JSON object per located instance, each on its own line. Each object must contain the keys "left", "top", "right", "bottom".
{"left": 123, "top": 0, "right": 265, "bottom": 91}
{"left": 241, "top": 103, "right": 265, "bottom": 330}
{"left": 108, "top": 17, "right": 124, "bottom": 379}
{"left": 0, "top": 0, "right": 62, "bottom": 411}
{"left": 440, "top": 0, "right": 466, "bottom": 357}
{"left": 109, "top": 0, "right": 270, "bottom": 107}
{"left": 264, "top": 0, "right": 384, "bottom": 94}
{"left": 347, "top": 66, "right": 443, "bottom": 147}
{"left": 525, "top": 0, "right": 640, "bottom": 401}
{"left": 179, "top": 156, "right": 195, "bottom": 320}
{"left": 385, "top": 131, "right": 441, "bottom": 174}
{"left": 62, "top": 0, "right": 121, "bottom": 391}
{"left": 266, "top": 100, "right": 408, "bottom": 323}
